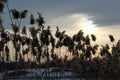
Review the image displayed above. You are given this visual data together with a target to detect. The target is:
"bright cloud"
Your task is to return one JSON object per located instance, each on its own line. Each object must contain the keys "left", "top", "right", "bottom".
{"left": 47, "top": 13, "right": 97, "bottom": 35}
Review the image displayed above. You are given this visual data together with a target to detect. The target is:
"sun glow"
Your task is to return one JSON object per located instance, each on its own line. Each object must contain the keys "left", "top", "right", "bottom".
{"left": 81, "top": 18, "right": 96, "bottom": 35}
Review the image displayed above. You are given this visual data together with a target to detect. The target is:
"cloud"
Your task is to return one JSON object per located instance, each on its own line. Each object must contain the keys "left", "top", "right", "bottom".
{"left": 41, "top": 0, "right": 120, "bottom": 26}
{"left": 47, "top": 13, "right": 96, "bottom": 35}
{"left": 2, "top": 0, "right": 120, "bottom": 29}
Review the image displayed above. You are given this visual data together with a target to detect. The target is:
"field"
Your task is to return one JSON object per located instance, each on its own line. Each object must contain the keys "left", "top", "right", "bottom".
{"left": 0, "top": 0, "right": 120, "bottom": 80}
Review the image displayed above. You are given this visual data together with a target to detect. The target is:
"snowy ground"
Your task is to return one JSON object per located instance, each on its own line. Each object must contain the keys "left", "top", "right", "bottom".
{"left": 0, "top": 68, "right": 81, "bottom": 80}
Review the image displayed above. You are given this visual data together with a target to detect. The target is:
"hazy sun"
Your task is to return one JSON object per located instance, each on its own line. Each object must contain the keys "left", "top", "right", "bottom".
{"left": 78, "top": 17, "right": 96, "bottom": 35}
{"left": 82, "top": 20, "right": 96, "bottom": 34}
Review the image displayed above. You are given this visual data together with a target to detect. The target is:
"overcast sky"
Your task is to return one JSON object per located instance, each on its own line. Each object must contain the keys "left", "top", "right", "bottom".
{"left": 2, "top": 0, "right": 120, "bottom": 45}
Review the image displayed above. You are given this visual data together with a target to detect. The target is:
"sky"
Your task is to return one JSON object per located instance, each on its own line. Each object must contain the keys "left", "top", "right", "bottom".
{"left": 2, "top": 0, "right": 120, "bottom": 45}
